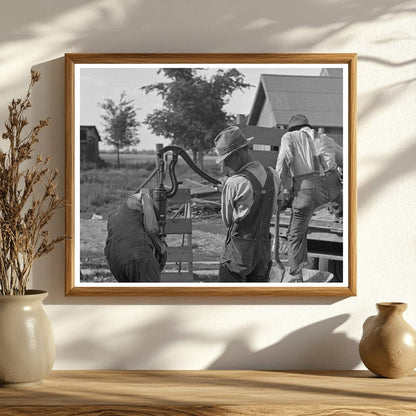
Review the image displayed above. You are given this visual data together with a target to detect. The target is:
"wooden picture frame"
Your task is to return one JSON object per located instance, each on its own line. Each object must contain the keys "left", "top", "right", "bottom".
{"left": 65, "top": 53, "right": 356, "bottom": 296}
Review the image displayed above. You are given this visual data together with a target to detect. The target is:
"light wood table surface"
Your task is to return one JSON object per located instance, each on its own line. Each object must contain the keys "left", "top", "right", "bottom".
{"left": 0, "top": 370, "right": 415, "bottom": 415}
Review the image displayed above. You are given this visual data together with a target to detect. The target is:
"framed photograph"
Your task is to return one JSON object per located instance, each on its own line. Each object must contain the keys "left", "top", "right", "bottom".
{"left": 65, "top": 53, "right": 356, "bottom": 296}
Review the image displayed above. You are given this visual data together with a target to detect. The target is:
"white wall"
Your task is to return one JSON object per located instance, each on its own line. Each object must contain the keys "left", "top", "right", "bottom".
{"left": 1, "top": 0, "right": 415, "bottom": 370}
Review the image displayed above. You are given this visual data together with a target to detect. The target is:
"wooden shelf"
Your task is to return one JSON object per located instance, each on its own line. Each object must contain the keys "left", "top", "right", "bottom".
{"left": 1, "top": 370, "right": 415, "bottom": 415}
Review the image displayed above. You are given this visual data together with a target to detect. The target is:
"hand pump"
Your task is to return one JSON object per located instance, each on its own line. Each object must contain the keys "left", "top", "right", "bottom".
{"left": 152, "top": 145, "right": 221, "bottom": 238}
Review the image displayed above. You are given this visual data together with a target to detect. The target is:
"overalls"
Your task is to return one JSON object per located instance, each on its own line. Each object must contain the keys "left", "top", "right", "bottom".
{"left": 104, "top": 202, "right": 161, "bottom": 282}
{"left": 219, "top": 168, "right": 275, "bottom": 283}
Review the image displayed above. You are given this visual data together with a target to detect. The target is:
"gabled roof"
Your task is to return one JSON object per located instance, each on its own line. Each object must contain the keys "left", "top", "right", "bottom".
{"left": 80, "top": 125, "right": 101, "bottom": 141}
{"left": 320, "top": 68, "right": 343, "bottom": 78}
{"left": 247, "top": 74, "right": 343, "bottom": 128}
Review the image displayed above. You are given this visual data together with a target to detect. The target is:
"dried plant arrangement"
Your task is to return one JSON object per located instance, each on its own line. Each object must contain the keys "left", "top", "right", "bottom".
{"left": 0, "top": 71, "right": 65, "bottom": 295}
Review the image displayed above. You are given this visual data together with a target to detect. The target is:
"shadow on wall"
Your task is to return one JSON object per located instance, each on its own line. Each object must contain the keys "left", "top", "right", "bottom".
{"left": 359, "top": 138, "right": 416, "bottom": 209}
{"left": 1, "top": 1, "right": 413, "bottom": 51}
{"left": 53, "top": 307, "right": 359, "bottom": 370}
{"left": 53, "top": 309, "right": 208, "bottom": 369}
{"left": 0, "top": 0, "right": 414, "bottom": 96}
{"left": 30, "top": 57, "right": 67, "bottom": 301}
{"left": 208, "top": 314, "right": 360, "bottom": 370}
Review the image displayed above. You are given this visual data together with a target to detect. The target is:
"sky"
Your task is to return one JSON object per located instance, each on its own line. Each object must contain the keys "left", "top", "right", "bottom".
{"left": 79, "top": 64, "right": 324, "bottom": 151}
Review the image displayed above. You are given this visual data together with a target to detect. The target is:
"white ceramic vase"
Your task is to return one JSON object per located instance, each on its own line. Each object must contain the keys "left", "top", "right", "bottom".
{"left": 0, "top": 290, "right": 55, "bottom": 387}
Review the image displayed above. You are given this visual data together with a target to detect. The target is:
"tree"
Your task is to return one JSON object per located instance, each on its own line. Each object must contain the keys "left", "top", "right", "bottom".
{"left": 142, "top": 68, "right": 251, "bottom": 167}
{"left": 98, "top": 92, "right": 140, "bottom": 167}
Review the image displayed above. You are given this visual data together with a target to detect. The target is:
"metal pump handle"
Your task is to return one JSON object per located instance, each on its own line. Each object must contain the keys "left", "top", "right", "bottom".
{"left": 157, "top": 145, "right": 221, "bottom": 199}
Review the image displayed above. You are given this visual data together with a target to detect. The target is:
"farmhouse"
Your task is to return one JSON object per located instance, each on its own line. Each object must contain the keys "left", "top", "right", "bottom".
{"left": 80, "top": 125, "right": 101, "bottom": 164}
{"left": 245, "top": 70, "right": 343, "bottom": 143}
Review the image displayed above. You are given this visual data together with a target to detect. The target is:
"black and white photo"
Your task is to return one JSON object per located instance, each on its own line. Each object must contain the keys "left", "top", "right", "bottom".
{"left": 65, "top": 53, "right": 356, "bottom": 296}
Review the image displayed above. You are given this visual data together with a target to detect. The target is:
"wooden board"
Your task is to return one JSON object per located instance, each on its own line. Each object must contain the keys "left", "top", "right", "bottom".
{"left": 0, "top": 370, "right": 415, "bottom": 415}
{"left": 239, "top": 124, "right": 285, "bottom": 168}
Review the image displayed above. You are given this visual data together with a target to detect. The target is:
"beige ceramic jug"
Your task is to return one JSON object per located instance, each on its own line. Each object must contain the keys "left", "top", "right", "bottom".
{"left": 359, "top": 302, "right": 416, "bottom": 378}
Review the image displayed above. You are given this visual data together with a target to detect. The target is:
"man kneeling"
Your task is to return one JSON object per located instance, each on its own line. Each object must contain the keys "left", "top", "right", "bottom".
{"left": 104, "top": 192, "right": 167, "bottom": 282}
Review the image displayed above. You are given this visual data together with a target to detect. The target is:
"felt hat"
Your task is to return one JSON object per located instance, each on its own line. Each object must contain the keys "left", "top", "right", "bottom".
{"left": 214, "top": 126, "right": 253, "bottom": 164}
{"left": 287, "top": 114, "right": 312, "bottom": 131}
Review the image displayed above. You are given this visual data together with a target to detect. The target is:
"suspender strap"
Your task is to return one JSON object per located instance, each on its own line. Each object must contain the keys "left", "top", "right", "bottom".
{"left": 231, "top": 167, "right": 275, "bottom": 238}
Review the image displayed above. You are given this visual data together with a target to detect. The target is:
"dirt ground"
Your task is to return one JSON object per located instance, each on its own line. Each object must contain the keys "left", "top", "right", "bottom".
{"left": 80, "top": 216, "right": 224, "bottom": 263}
{"left": 80, "top": 214, "right": 226, "bottom": 282}
{"left": 80, "top": 206, "right": 341, "bottom": 283}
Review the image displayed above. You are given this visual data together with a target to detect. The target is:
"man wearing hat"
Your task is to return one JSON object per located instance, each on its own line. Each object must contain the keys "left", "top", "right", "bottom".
{"left": 275, "top": 114, "right": 343, "bottom": 282}
{"left": 214, "top": 126, "right": 280, "bottom": 283}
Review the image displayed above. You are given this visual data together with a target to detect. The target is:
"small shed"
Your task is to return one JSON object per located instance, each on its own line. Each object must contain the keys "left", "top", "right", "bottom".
{"left": 80, "top": 126, "right": 101, "bottom": 164}
{"left": 246, "top": 73, "right": 343, "bottom": 139}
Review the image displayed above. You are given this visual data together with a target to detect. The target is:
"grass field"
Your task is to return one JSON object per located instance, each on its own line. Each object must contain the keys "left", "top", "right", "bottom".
{"left": 99, "top": 152, "right": 159, "bottom": 166}
{"left": 81, "top": 152, "right": 221, "bottom": 218}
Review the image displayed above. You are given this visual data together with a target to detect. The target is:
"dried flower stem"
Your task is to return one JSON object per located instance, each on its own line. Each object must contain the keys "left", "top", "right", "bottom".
{"left": 0, "top": 71, "right": 66, "bottom": 295}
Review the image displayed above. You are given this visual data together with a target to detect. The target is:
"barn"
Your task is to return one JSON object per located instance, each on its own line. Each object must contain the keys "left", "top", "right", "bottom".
{"left": 80, "top": 125, "right": 101, "bottom": 164}
{"left": 246, "top": 70, "right": 343, "bottom": 141}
